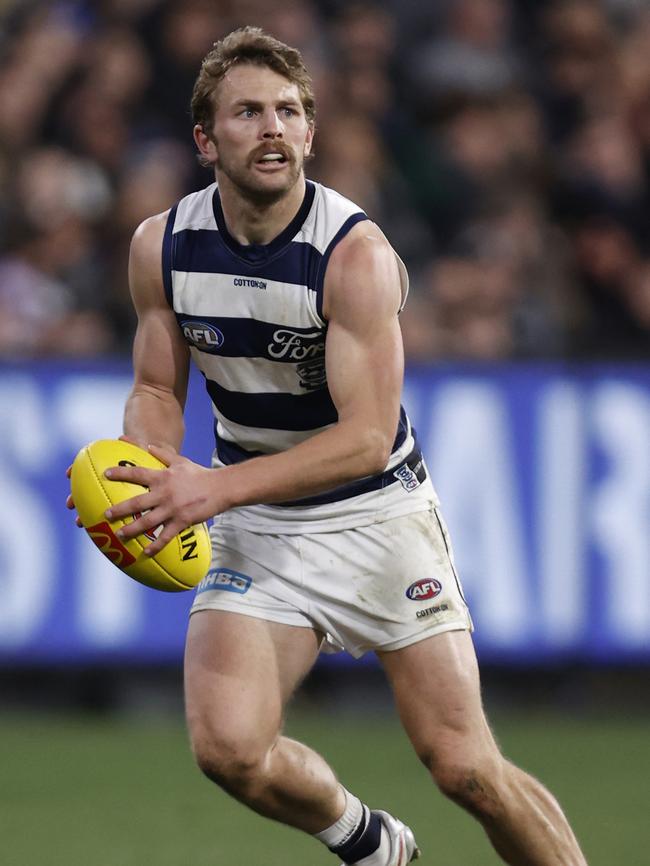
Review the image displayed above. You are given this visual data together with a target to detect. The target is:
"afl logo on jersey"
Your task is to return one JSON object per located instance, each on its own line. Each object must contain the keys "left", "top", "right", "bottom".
{"left": 405, "top": 578, "right": 442, "bottom": 601}
{"left": 181, "top": 321, "right": 224, "bottom": 353}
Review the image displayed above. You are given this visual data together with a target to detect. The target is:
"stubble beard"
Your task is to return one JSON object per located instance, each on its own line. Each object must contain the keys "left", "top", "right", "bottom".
{"left": 216, "top": 145, "right": 304, "bottom": 207}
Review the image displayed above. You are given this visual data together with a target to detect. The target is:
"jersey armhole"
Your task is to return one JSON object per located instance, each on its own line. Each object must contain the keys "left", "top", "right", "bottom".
{"left": 395, "top": 250, "right": 409, "bottom": 313}
{"left": 314, "top": 212, "right": 369, "bottom": 321}
{"left": 161, "top": 204, "right": 178, "bottom": 309}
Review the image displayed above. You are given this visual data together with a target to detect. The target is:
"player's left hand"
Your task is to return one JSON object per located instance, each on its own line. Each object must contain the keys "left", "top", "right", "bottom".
{"left": 103, "top": 444, "right": 218, "bottom": 556}
{"left": 65, "top": 465, "right": 83, "bottom": 527}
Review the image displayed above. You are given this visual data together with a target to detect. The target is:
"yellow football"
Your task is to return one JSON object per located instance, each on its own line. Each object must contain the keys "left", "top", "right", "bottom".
{"left": 70, "top": 439, "right": 211, "bottom": 592}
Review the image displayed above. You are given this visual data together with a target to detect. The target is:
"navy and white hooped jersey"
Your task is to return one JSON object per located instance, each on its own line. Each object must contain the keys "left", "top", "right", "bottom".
{"left": 163, "top": 179, "right": 437, "bottom": 533}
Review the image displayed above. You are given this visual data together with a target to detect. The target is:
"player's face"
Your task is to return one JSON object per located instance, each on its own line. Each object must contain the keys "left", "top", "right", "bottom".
{"left": 200, "top": 64, "right": 313, "bottom": 204}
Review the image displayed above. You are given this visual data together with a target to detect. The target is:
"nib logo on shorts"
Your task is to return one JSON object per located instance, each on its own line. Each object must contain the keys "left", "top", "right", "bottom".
{"left": 196, "top": 568, "right": 252, "bottom": 595}
{"left": 406, "top": 578, "right": 442, "bottom": 601}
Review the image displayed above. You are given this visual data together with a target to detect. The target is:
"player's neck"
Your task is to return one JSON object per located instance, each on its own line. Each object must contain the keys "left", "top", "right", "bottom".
{"left": 217, "top": 174, "right": 307, "bottom": 246}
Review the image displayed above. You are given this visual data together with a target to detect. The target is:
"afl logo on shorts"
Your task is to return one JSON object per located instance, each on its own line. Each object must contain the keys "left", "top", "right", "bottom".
{"left": 181, "top": 321, "right": 224, "bottom": 353}
{"left": 406, "top": 578, "right": 442, "bottom": 601}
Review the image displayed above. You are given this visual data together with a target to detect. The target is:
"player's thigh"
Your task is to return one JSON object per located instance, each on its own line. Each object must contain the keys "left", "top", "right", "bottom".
{"left": 185, "top": 609, "right": 321, "bottom": 754}
{"left": 378, "top": 629, "right": 498, "bottom": 771}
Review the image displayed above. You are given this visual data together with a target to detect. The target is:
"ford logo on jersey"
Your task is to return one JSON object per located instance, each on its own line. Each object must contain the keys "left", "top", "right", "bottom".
{"left": 406, "top": 578, "right": 442, "bottom": 601}
{"left": 268, "top": 329, "right": 324, "bottom": 360}
{"left": 181, "top": 321, "right": 224, "bottom": 352}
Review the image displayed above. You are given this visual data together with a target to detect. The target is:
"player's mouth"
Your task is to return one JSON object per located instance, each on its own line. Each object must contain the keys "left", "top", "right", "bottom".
{"left": 250, "top": 144, "right": 293, "bottom": 171}
{"left": 254, "top": 152, "right": 290, "bottom": 171}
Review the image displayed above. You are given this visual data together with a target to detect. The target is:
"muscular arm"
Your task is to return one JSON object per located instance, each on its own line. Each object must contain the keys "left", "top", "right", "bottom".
{"left": 108, "top": 221, "right": 404, "bottom": 552}
{"left": 123, "top": 213, "right": 190, "bottom": 451}
{"left": 215, "top": 221, "right": 403, "bottom": 504}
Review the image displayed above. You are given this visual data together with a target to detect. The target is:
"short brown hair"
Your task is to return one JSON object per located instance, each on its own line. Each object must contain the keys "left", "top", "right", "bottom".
{"left": 191, "top": 27, "right": 316, "bottom": 132}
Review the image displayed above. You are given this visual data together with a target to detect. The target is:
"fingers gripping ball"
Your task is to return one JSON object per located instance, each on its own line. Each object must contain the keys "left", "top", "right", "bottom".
{"left": 70, "top": 439, "right": 211, "bottom": 592}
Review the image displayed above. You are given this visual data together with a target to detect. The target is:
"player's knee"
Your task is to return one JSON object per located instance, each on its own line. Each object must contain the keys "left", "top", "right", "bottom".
{"left": 191, "top": 725, "right": 271, "bottom": 794}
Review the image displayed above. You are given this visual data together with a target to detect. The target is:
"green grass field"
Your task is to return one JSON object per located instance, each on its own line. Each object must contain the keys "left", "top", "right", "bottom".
{"left": 1, "top": 706, "right": 647, "bottom": 866}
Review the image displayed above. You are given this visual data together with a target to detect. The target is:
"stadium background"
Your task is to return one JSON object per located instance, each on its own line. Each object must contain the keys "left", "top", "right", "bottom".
{"left": 1, "top": 0, "right": 649, "bottom": 863}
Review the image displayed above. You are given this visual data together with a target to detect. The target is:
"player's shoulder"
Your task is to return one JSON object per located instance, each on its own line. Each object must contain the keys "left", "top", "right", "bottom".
{"left": 132, "top": 182, "right": 218, "bottom": 258}
{"left": 308, "top": 182, "right": 389, "bottom": 260}
{"left": 132, "top": 209, "right": 170, "bottom": 245}
{"left": 128, "top": 211, "right": 171, "bottom": 309}
{"left": 323, "top": 221, "right": 402, "bottom": 320}
{"left": 329, "top": 220, "right": 396, "bottom": 274}
{"left": 130, "top": 209, "right": 171, "bottom": 269}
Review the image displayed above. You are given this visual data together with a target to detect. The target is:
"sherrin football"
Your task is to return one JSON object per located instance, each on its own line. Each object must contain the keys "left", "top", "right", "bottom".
{"left": 70, "top": 439, "right": 211, "bottom": 592}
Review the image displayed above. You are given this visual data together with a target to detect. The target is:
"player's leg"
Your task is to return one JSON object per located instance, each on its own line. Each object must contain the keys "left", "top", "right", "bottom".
{"left": 185, "top": 526, "right": 413, "bottom": 864}
{"left": 184, "top": 608, "right": 346, "bottom": 832}
{"left": 379, "top": 630, "right": 588, "bottom": 866}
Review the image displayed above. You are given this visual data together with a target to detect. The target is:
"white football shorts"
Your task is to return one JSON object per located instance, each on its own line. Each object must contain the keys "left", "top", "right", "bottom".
{"left": 190, "top": 503, "right": 473, "bottom": 658}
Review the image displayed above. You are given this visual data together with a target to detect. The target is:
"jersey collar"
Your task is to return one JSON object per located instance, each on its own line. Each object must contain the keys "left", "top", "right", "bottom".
{"left": 212, "top": 180, "right": 316, "bottom": 264}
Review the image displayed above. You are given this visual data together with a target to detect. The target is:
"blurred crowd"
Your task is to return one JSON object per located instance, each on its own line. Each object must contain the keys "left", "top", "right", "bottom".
{"left": 0, "top": 0, "right": 649, "bottom": 360}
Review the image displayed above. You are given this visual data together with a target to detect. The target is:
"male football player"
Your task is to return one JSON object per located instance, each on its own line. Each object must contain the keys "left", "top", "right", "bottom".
{"left": 74, "top": 27, "right": 587, "bottom": 866}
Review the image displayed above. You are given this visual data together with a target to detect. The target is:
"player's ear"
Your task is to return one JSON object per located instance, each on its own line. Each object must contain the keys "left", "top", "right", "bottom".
{"left": 304, "top": 124, "right": 314, "bottom": 158}
{"left": 193, "top": 124, "right": 218, "bottom": 163}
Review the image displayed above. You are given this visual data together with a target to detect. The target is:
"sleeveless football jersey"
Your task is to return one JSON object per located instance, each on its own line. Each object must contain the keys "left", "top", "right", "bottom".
{"left": 163, "top": 180, "right": 437, "bottom": 533}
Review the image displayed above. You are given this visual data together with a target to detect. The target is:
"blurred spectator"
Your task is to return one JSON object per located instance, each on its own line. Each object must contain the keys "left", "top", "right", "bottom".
{"left": 410, "top": 0, "right": 520, "bottom": 104}
{"left": 0, "top": 146, "right": 117, "bottom": 355}
{"left": 0, "top": 0, "right": 647, "bottom": 361}
{"left": 624, "top": 260, "right": 650, "bottom": 332}
{"left": 569, "top": 216, "right": 649, "bottom": 356}
{"left": 404, "top": 191, "right": 575, "bottom": 361}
